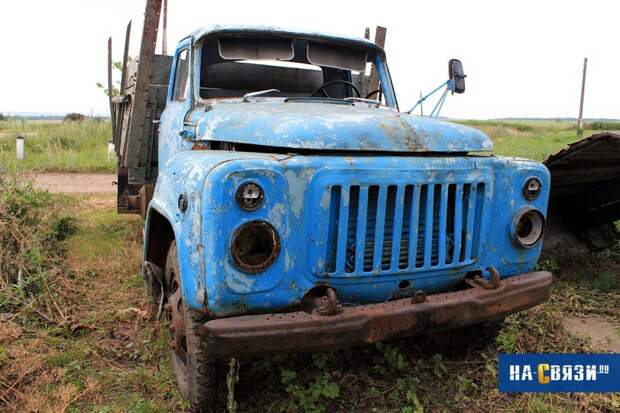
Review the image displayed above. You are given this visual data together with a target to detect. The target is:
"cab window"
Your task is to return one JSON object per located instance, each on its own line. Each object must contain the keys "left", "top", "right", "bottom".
{"left": 172, "top": 48, "right": 189, "bottom": 101}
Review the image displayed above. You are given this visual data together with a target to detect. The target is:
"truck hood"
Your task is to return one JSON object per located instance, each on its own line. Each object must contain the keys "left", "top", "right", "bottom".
{"left": 192, "top": 101, "right": 492, "bottom": 153}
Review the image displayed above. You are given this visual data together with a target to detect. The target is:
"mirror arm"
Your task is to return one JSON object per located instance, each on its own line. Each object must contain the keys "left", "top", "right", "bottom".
{"left": 429, "top": 87, "right": 449, "bottom": 118}
{"left": 447, "top": 79, "right": 456, "bottom": 94}
{"left": 406, "top": 80, "right": 449, "bottom": 114}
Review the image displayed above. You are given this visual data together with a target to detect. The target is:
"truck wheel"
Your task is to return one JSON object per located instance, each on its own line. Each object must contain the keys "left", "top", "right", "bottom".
{"left": 165, "top": 241, "right": 223, "bottom": 412}
{"left": 430, "top": 320, "right": 505, "bottom": 350}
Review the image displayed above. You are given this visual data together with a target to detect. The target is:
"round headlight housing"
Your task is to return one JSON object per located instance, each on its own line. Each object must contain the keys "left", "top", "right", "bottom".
{"left": 512, "top": 208, "right": 545, "bottom": 248}
{"left": 230, "top": 220, "right": 280, "bottom": 273}
{"left": 236, "top": 182, "right": 264, "bottom": 211}
{"left": 523, "top": 177, "right": 542, "bottom": 200}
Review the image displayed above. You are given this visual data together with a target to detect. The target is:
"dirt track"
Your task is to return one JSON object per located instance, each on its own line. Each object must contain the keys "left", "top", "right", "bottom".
{"left": 35, "top": 173, "right": 116, "bottom": 194}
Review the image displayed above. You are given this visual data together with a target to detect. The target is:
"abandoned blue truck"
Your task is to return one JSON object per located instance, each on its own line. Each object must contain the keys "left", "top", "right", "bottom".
{"left": 110, "top": 14, "right": 552, "bottom": 410}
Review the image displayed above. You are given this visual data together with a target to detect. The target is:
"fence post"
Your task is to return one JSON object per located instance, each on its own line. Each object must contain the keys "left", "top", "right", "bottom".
{"left": 16, "top": 135, "right": 24, "bottom": 160}
{"left": 107, "top": 140, "right": 115, "bottom": 161}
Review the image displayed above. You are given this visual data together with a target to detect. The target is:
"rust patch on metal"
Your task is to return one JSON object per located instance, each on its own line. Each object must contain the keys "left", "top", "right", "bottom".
{"left": 191, "top": 141, "right": 210, "bottom": 150}
{"left": 230, "top": 220, "right": 281, "bottom": 273}
{"left": 410, "top": 290, "right": 427, "bottom": 303}
{"left": 138, "top": 184, "right": 154, "bottom": 219}
{"left": 464, "top": 267, "right": 500, "bottom": 290}
{"left": 201, "top": 271, "right": 552, "bottom": 358}
{"left": 302, "top": 286, "right": 344, "bottom": 316}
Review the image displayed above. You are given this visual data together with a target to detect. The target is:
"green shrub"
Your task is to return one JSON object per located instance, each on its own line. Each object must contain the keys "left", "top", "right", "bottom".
{"left": 63, "top": 113, "right": 85, "bottom": 122}
{"left": 583, "top": 121, "right": 620, "bottom": 131}
{"left": 0, "top": 173, "right": 73, "bottom": 313}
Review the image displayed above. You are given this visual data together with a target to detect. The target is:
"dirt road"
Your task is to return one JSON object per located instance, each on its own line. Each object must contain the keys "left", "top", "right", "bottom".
{"left": 35, "top": 173, "right": 116, "bottom": 194}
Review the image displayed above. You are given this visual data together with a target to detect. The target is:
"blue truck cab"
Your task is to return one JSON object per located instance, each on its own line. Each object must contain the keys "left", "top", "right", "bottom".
{"left": 111, "top": 23, "right": 552, "bottom": 410}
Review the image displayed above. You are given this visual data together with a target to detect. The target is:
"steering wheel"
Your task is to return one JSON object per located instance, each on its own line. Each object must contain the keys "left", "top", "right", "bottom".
{"left": 311, "top": 80, "right": 361, "bottom": 98}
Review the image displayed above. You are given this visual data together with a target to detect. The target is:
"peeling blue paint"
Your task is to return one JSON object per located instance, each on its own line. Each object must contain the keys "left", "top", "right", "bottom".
{"left": 147, "top": 149, "right": 549, "bottom": 316}
{"left": 187, "top": 101, "right": 492, "bottom": 153}
{"left": 143, "top": 28, "right": 547, "bottom": 319}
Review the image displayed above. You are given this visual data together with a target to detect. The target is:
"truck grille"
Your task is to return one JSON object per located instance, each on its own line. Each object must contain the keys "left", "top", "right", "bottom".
{"left": 321, "top": 182, "right": 486, "bottom": 276}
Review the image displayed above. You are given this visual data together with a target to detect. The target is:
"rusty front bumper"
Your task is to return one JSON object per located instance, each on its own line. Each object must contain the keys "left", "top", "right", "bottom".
{"left": 201, "top": 271, "right": 552, "bottom": 358}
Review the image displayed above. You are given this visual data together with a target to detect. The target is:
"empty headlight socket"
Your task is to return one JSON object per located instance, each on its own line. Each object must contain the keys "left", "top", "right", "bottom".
{"left": 511, "top": 207, "right": 545, "bottom": 248}
{"left": 230, "top": 220, "right": 280, "bottom": 273}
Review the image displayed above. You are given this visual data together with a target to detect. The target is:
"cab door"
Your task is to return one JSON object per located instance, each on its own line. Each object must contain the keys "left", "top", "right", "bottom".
{"left": 158, "top": 37, "right": 194, "bottom": 169}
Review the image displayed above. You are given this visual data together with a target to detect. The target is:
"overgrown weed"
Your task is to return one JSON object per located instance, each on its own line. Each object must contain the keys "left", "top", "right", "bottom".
{"left": 0, "top": 119, "right": 115, "bottom": 173}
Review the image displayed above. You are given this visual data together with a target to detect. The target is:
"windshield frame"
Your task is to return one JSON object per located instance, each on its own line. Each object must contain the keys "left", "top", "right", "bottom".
{"left": 191, "top": 31, "right": 399, "bottom": 110}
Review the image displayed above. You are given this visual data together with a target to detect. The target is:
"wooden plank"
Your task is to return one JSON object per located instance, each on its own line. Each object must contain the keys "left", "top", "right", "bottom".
{"left": 367, "top": 26, "right": 386, "bottom": 97}
{"left": 162, "top": 0, "right": 168, "bottom": 55}
{"left": 108, "top": 37, "right": 116, "bottom": 141}
{"left": 120, "top": 20, "right": 132, "bottom": 94}
{"left": 125, "top": 0, "right": 163, "bottom": 177}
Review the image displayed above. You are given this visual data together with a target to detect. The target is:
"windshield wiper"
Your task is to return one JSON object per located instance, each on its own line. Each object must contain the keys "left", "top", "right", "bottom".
{"left": 242, "top": 89, "right": 280, "bottom": 102}
{"left": 344, "top": 97, "right": 382, "bottom": 108}
{"left": 284, "top": 97, "right": 353, "bottom": 105}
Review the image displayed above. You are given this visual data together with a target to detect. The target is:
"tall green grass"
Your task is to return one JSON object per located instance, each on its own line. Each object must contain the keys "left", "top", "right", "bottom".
{"left": 455, "top": 119, "right": 600, "bottom": 161}
{"left": 0, "top": 118, "right": 617, "bottom": 172}
{"left": 0, "top": 119, "right": 115, "bottom": 173}
{"left": 584, "top": 120, "right": 620, "bottom": 130}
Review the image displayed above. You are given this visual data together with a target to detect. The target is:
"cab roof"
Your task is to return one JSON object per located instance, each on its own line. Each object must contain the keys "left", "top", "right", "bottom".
{"left": 188, "top": 24, "right": 383, "bottom": 52}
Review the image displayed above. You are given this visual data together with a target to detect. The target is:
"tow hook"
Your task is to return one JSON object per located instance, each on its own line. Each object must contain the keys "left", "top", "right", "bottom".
{"left": 464, "top": 267, "right": 501, "bottom": 290}
{"left": 410, "top": 290, "right": 427, "bottom": 303}
{"left": 316, "top": 288, "right": 343, "bottom": 316}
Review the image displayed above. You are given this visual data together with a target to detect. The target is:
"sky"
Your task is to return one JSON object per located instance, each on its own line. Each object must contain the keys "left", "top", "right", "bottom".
{"left": 1, "top": 0, "right": 618, "bottom": 119}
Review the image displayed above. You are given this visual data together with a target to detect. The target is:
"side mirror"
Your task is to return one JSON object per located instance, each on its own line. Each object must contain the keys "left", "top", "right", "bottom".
{"left": 448, "top": 59, "right": 466, "bottom": 94}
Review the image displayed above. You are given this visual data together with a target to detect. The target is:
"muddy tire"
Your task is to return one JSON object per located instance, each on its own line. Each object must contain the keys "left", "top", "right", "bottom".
{"left": 430, "top": 320, "right": 505, "bottom": 350}
{"left": 165, "top": 241, "right": 224, "bottom": 412}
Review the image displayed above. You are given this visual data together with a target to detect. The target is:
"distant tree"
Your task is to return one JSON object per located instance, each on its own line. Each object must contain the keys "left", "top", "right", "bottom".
{"left": 63, "top": 113, "right": 85, "bottom": 122}
{"left": 0, "top": 113, "right": 5, "bottom": 121}
{"left": 97, "top": 60, "right": 129, "bottom": 97}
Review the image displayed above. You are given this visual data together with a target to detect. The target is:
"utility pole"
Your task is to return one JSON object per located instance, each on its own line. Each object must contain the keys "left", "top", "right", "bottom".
{"left": 577, "top": 57, "right": 587, "bottom": 137}
{"left": 161, "top": 0, "right": 168, "bottom": 55}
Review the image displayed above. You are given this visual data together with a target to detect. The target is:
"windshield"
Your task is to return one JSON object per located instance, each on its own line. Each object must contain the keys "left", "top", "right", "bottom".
{"left": 198, "top": 35, "right": 389, "bottom": 104}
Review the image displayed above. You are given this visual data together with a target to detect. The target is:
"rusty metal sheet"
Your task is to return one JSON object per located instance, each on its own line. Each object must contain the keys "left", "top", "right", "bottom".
{"left": 201, "top": 271, "right": 552, "bottom": 358}
{"left": 545, "top": 133, "right": 620, "bottom": 241}
{"left": 545, "top": 132, "right": 620, "bottom": 191}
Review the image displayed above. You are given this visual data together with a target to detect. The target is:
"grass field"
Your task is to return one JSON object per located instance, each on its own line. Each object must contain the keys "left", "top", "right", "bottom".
{"left": 1, "top": 119, "right": 619, "bottom": 412}
{"left": 0, "top": 118, "right": 618, "bottom": 173}
{"left": 456, "top": 119, "right": 614, "bottom": 162}
{"left": 0, "top": 119, "right": 115, "bottom": 173}
{"left": 1, "top": 187, "right": 618, "bottom": 412}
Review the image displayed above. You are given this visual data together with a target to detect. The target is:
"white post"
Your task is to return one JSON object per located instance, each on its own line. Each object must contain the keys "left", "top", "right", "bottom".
{"left": 107, "top": 140, "right": 115, "bottom": 161}
{"left": 16, "top": 135, "right": 24, "bottom": 160}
